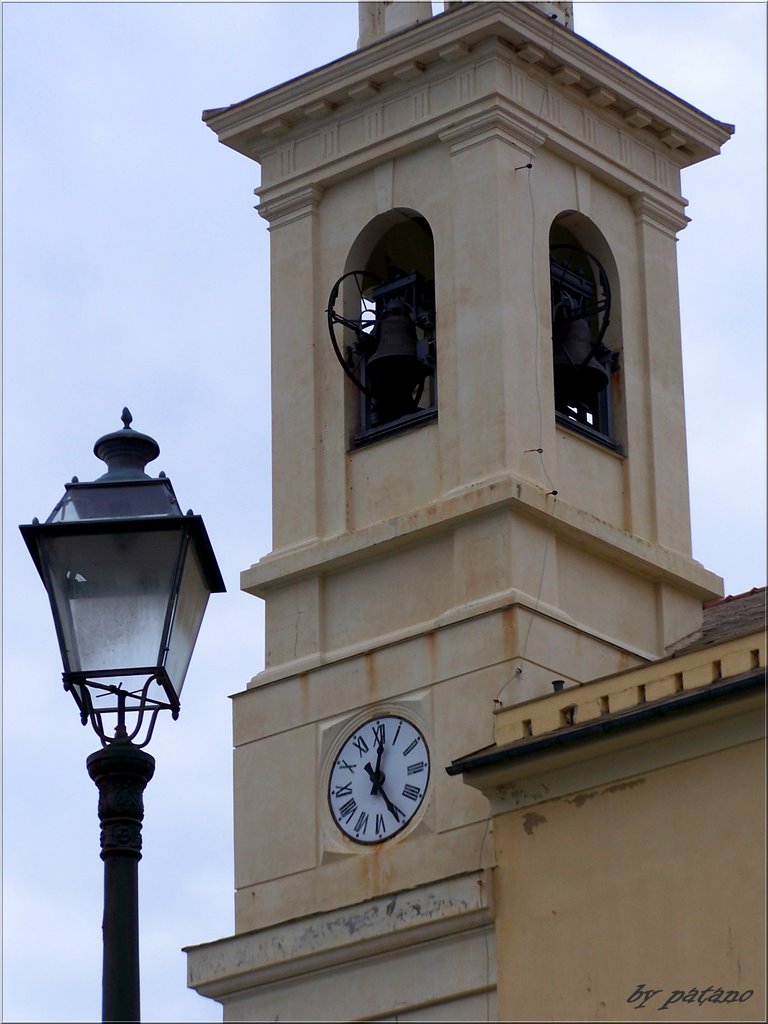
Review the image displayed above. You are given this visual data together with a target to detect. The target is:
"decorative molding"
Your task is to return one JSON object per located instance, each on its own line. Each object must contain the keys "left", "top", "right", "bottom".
{"left": 457, "top": 68, "right": 474, "bottom": 103}
{"left": 186, "top": 870, "right": 494, "bottom": 999}
{"left": 257, "top": 184, "right": 324, "bottom": 229}
{"left": 516, "top": 42, "right": 546, "bottom": 64}
{"left": 412, "top": 86, "right": 429, "bottom": 122}
{"left": 631, "top": 192, "right": 689, "bottom": 237}
{"left": 203, "top": 9, "right": 733, "bottom": 212}
{"left": 242, "top": 469, "right": 721, "bottom": 601}
{"left": 86, "top": 745, "right": 155, "bottom": 860}
{"left": 393, "top": 60, "right": 425, "bottom": 81}
{"left": 624, "top": 107, "right": 652, "bottom": 130}
{"left": 551, "top": 64, "right": 580, "bottom": 87}
{"left": 439, "top": 105, "right": 546, "bottom": 156}
{"left": 367, "top": 106, "right": 384, "bottom": 142}
{"left": 262, "top": 117, "right": 291, "bottom": 139}
{"left": 583, "top": 111, "right": 599, "bottom": 148}
{"left": 347, "top": 80, "right": 380, "bottom": 101}
{"left": 243, "top": 581, "right": 664, "bottom": 694}
{"left": 204, "top": 2, "right": 732, "bottom": 173}
{"left": 660, "top": 127, "right": 686, "bottom": 150}
{"left": 276, "top": 144, "right": 295, "bottom": 179}
{"left": 439, "top": 41, "right": 469, "bottom": 62}
{"left": 651, "top": 153, "right": 675, "bottom": 191}
{"left": 618, "top": 131, "right": 633, "bottom": 169}
{"left": 320, "top": 125, "right": 339, "bottom": 163}
{"left": 588, "top": 85, "right": 617, "bottom": 108}
{"left": 303, "top": 99, "right": 335, "bottom": 121}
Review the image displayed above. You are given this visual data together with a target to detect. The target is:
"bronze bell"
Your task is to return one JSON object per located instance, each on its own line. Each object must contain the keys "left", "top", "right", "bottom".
{"left": 368, "top": 301, "right": 419, "bottom": 366}
{"left": 367, "top": 301, "right": 423, "bottom": 424}
{"left": 553, "top": 317, "right": 610, "bottom": 403}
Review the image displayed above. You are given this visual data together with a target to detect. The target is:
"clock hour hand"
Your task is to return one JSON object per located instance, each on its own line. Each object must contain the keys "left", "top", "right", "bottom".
{"left": 363, "top": 759, "right": 382, "bottom": 795}
{"left": 364, "top": 739, "right": 386, "bottom": 795}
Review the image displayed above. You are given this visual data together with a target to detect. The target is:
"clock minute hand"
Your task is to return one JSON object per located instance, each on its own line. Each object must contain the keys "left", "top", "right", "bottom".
{"left": 377, "top": 783, "right": 404, "bottom": 823}
{"left": 371, "top": 739, "right": 385, "bottom": 794}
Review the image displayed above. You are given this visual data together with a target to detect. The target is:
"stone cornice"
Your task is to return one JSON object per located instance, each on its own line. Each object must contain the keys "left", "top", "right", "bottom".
{"left": 204, "top": 2, "right": 732, "bottom": 173}
{"left": 185, "top": 869, "right": 493, "bottom": 999}
{"left": 631, "top": 191, "right": 691, "bottom": 237}
{"left": 241, "top": 470, "right": 723, "bottom": 602}
{"left": 438, "top": 104, "right": 546, "bottom": 156}
{"left": 256, "top": 184, "right": 323, "bottom": 228}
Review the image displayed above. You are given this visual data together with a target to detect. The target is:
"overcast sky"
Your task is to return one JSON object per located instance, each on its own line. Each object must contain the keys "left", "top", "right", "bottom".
{"left": 3, "top": 3, "right": 766, "bottom": 1022}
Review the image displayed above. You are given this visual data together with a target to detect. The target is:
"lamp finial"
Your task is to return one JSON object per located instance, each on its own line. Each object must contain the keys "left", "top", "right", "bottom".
{"left": 93, "top": 410, "right": 160, "bottom": 481}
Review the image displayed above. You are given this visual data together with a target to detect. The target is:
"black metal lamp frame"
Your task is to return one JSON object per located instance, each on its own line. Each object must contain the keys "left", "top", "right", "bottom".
{"left": 19, "top": 410, "right": 224, "bottom": 1023}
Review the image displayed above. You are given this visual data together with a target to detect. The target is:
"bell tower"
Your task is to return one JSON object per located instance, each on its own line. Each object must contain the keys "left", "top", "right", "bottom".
{"left": 187, "top": 3, "right": 732, "bottom": 1019}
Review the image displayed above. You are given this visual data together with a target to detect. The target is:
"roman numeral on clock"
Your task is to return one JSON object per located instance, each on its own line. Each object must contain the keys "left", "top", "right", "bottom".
{"left": 407, "top": 761, "right": 426, "bottom": 775}
{"left": 333, "top": 782, "right": 352, "bottom": 798}
{"left": 353, "top": 735, "right": 369, "bottom": 756}
{"left": 392, "top": 720, "right": 402, "bottom": 747}
{"left": 353, "top": 811, "right": 369, "bottom": 836}
{"left": 402, "top": 736, "right": 420, "bottom": 756}
{"left": 402, "top": 783, "right": 421, "bottom": 801}
{"left": 339, "top": 797, "right": 357, "bottom": 822}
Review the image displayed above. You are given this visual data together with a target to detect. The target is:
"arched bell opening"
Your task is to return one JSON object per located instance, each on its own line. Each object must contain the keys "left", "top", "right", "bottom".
{"left": 549, "top": 214, "right": 624, "bottom": 451}
{"left": 327, "top": 209, "right": 437, "bottom": 445}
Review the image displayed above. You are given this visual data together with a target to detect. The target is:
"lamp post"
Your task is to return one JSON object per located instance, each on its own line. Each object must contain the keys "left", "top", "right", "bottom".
{"left": 20, "top": 408, "right": 225, "bottom": 1023}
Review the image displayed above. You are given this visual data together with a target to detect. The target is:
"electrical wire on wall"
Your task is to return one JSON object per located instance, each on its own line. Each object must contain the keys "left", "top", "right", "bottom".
{"left": 496, "top": 11, "right": 560, "bottom": 709}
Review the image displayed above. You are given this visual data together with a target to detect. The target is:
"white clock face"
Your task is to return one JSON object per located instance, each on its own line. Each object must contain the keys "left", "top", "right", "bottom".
{"left": 328, "top": 715, "right": 430, "bottom": 844}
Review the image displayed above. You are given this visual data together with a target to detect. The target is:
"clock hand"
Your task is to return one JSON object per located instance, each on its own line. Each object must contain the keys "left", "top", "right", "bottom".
{"left": 364, "top": 739, "right": 386, "bottom": 795}
{"left": 371, "top": 739, "right": 385, "bottom": 795}
{"left": 377, "top": 783, "right": 404, "bottom": 822}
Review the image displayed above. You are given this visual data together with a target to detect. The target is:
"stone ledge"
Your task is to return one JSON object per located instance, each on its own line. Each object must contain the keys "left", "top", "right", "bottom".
{"left": 241, "top": 583, "right": 658, "bottom": 693}
{"left": 241, "top": 470, "right": 722, "bottom": 600}
{"left": 186, "top": 869, "right": 493, "bottom": 1000}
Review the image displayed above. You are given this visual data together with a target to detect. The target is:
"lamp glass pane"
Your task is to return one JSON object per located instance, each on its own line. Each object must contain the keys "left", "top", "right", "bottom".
{"left": 50, "top": 480, "right": 181, "bottom": 523}
{"left": 163, "top": 540, "right": 211, "bottom": 699}
{"left": 40, "top": 528, "right": 184, "bottom": 676}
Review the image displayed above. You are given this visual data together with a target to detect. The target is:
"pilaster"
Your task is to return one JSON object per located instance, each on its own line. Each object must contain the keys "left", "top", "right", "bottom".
{"left": 258, "top": 185, "right": 327, "bottom": 550}
{"left": 631, "top": 190, "right": 693, "bottom": 555}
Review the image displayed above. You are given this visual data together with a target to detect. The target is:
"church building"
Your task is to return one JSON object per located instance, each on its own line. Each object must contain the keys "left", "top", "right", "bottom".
{"left": 185, "top": 3, "right": 765, "bottom": 1019}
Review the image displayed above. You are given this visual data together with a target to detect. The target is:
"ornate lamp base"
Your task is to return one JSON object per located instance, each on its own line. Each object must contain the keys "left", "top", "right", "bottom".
{"left": 87, "top": 743, "right": 156, "bottom": 1023}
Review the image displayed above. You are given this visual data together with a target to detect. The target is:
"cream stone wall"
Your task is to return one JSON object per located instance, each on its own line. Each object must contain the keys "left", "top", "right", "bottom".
{"left": 188, "top": 870, "right": 497, "bottom": 1021}
{"left": 490, "top": 732, "right": 765, "bottom": 1021}
{"left": 188, "top": 3, "right": 734, "bottom": 1018}
{"left": 456, "top": 629, "right": 766, "bottom": 1021}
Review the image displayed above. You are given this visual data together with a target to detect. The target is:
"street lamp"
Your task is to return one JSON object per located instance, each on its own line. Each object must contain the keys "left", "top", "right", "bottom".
{"left": 20, "top": 408, "right": 225, "bottom": 1023}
